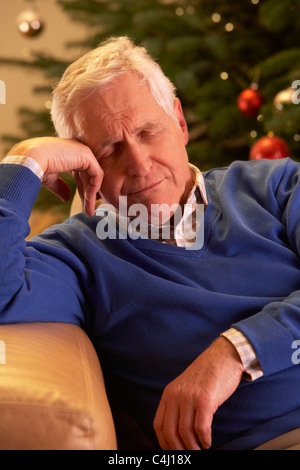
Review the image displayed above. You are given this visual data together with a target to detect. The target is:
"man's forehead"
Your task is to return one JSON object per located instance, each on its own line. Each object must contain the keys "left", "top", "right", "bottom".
{"left": 97, "top": 120, "right": 163, "bottom": 150}
{"left": 75, "top": 74, "right": 170, "bottom": 145}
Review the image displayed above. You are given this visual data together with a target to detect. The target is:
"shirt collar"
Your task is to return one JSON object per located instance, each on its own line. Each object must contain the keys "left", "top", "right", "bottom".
{"left": 96, "top": 164, "right": 208, "bottom": 245}
{"left": 187, "top": 163, "right": 208, "bottom": 207}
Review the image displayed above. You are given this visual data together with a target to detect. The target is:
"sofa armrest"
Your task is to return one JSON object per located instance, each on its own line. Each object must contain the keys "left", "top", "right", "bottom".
{"left": 0, "top": 322, "right": 117, "bottom": 450}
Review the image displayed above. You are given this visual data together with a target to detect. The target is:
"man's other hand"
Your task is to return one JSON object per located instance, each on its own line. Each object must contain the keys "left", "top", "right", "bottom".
{"left": 7, "top": 137, "right": 103, "bottom": 217}
{"left": 153, "top": 337, "right": 244, "bottom": 450}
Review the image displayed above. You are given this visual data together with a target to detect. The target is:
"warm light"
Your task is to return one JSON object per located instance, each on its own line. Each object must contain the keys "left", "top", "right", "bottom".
{"left": 225, "top": 23, "right": 234, "bottom": 32}
{"left": 211, "top": 13, "right": 221, "bottom": 23}
{"left": 19, "top": 22, "right": 30, "bottom": 33}
{"left": 250, "top": 130, "right": 257, "bottom": 138}
{"left": 31, "top": 20, "right": 41, "bottom": 30}
{"left": 175, "top": 7, "right": 184, "bottom": 16}
{"left": 220, "top": 72, "right": 229, "bottom": 80}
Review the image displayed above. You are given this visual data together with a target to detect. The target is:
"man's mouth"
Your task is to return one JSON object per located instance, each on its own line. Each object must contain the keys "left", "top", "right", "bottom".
{"left": 129, "top": 179, "right": 163, "bottom": 195}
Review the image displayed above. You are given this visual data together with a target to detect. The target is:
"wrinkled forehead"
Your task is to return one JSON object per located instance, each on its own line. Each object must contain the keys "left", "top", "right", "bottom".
{"left": 72, "top": 74, "right": 170, "bottom": 141}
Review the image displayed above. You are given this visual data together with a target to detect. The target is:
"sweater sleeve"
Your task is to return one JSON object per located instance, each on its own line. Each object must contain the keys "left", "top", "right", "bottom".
{"left": 232, "top": 158, "right": 300, "bottom": 377}
{"left": 0, "top": 163, "right": 87, "bottom": 327}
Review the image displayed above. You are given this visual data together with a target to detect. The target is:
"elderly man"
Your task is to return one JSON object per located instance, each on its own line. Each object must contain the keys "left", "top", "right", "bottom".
{"left": 1, "top": 36, "right": 300, "bottom": 451}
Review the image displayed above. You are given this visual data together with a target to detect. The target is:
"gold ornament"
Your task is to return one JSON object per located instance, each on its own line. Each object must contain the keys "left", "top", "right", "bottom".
{"left": 17, "top": 8, "right": 44, "bottom": 38}
{"left": 273, "top": 87, "right": 294, "bottom": 111}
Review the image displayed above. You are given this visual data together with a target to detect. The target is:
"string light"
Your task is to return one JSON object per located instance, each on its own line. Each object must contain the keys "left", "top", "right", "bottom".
{"left": 251, "top": 0, "right": 260, "bottom": 4}
{"left": 211, "top": 13, "right": 221, "bottom": 23}
{"left": 225, "top": 23, "right": 234, "bottom": 32}
{"left": 175, "top": 7, "right": 184, "bottom": 16}
{"left": 220, "top": 72, "right": 229, "bottom": 80}
{"left": 250, "top": 130, "right": 257, "bottom": 138}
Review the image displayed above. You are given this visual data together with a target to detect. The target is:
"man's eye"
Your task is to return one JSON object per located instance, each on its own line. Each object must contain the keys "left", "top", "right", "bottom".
{"left": 100, "top": 149, "right": 114, "bottom": 160}
{"left": 99, "top": 143, "right": 121, "bottom": 161}
{"left": 140, "top": 131, "right": 158, "bottom": 141}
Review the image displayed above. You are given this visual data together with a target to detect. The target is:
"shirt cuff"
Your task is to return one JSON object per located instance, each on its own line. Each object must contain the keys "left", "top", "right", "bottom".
{"left": 221, "top": 328, "right": 264, "bottom": 381}
{"left": 1, "top": 155, "right": 44, "bottom": 181}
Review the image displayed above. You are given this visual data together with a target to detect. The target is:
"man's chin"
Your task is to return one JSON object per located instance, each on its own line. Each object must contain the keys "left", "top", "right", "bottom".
{"left": 119, "top": 196, "right": 181, "bottom": 226}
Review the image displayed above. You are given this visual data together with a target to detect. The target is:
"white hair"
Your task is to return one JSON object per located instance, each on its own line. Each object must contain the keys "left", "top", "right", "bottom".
{"left": 51, "top": 36, "right": 177, "bottom": 138}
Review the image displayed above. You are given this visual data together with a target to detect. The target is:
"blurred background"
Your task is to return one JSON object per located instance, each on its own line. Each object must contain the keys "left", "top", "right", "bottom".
{"left": 1, "top": 0, "right": 300, "bottom": 231}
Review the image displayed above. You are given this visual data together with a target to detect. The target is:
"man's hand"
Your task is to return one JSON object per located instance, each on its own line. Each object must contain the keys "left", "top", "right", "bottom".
{"left": 7, "top": 137, "right": 103, "bottom": 217}
{"left": 153, "top": 337, "right": 244, "bottom": 450}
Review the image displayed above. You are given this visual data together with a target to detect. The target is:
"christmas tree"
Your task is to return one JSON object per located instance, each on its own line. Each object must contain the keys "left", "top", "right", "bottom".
{"left": 1, "top": 0, "right": 300, "bottom": 215}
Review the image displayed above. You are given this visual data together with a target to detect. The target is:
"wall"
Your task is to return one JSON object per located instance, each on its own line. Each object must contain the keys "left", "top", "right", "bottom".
{"left": 0, "top": 0, "right": 87, "bottom": 157}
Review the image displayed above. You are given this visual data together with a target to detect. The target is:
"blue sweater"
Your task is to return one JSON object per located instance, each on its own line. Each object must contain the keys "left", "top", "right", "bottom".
{"left": 1, "top": 158, "right": 300, "bottom": 450}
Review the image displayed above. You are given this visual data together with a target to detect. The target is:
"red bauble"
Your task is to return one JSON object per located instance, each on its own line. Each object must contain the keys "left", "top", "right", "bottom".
{"left": 237, "top": 88, "right": 264, "bottom": 117}
{"left": 250, "top": 136, "right": 291, "bottom": 160}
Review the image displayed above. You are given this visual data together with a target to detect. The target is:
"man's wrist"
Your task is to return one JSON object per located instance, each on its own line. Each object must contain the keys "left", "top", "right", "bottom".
{"left": 214, "top": 336, "right": 244, "bottom": 373}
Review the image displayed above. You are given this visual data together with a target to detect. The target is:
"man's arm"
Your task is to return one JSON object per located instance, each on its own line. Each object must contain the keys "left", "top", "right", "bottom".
{"left": 0, "top": 137, "right": 103, "bottom": 325}
{"left": 153, "top": 158, "right": 300, "bottom": 451}
{"left": 231, "top": 159, "right": 300, "bottom": 376}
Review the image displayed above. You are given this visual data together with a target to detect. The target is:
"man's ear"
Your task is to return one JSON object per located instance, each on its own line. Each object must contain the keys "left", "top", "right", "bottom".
{"left": 174, "top": 98, "right": 189, "bottom": 145}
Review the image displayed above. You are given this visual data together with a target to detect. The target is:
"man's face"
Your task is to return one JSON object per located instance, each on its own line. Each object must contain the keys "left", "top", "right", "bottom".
{"left": 76, "top": 74, "right": 193, "bottom": 219}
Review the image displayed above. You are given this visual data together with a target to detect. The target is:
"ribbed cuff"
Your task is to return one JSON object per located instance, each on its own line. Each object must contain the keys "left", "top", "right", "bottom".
{"left": 232, "top": 311, "right": 295, "bottom": 376}
{"left": 0, "top": 164, "right": 41, "bottom": 218}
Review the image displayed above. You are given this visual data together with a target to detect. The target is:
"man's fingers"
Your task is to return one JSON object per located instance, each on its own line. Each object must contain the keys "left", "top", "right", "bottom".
{"left": 153, "top": 401, "right": 170, "bottom": 450}
{"left": 194, "top": 403, "right": 213, "bottom": 450}
{"left": 79, "top": 169, "right": 101, "bottom": 216}
{"left": 71, "top": 165, "right": 103, "bottom": 216}
{"left": 178, "top": 402, "right": 201, "bottom": 450}
{"left": 154, "top": 395, "right": 203, "bottom": 451}
{"left": 154, "top": 401, "right": 181, "bottom": 450}
{"left": 154, "top": 399, "right": 209, "bottom": 451}
{"left": 80, "top": 159, "right": 103, "bottom": 216}
{"left": 160, "top": 402, "right": 187, "bottom": 450}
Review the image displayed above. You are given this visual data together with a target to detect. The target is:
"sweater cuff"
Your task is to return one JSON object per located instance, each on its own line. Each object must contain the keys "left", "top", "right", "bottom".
{"left": 0, "top": 163, "right": 41, "bottom": 218}
{"left": 1, "top": 155, "right": 44, "bottom": 180}
{"left": 232, "top": 311, "right": 295, "bottom": 376}
{"left": 221, "top": 328, "right": 264, "bottom": 381}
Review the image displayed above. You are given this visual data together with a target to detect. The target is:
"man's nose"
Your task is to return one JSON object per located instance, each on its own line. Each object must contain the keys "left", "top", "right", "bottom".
{"left": 124, "top": 142, "right": 152, "bottom": 177}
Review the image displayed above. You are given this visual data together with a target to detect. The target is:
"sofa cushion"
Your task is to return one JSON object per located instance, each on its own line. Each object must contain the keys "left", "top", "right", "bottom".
{"left": 0, "top": 322, "right": 117, "bottom": 450}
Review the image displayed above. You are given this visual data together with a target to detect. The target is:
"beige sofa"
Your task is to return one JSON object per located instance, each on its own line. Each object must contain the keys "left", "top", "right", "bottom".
{"left": 0, "top": 322, "right": 117, "bottom": 450}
